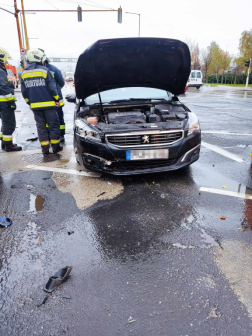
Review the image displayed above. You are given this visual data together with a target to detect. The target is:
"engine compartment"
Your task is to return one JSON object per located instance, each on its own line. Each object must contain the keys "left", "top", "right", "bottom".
{"left": 77, "top": 101, "right": 190, "bottom": 130}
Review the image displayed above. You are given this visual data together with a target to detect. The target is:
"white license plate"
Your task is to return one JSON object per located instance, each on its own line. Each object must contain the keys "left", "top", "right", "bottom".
{"left": 126, "top": 149, "right": 169, "bottom": 160}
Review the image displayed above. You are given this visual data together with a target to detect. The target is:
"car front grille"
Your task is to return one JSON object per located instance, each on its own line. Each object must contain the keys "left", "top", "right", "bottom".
{"left": 111, "top": 159, "right": 177, "bottom": 171}
{"left": 106, "top": 131, "right": 183, "bottom": 147}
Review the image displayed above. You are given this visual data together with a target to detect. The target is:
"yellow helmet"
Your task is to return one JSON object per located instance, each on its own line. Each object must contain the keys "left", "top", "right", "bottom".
{"left": 0, "top": 47, "right": 11, "bottom": 64}
{"left": 26, "top": 48, "right": 45, "bottom": 63}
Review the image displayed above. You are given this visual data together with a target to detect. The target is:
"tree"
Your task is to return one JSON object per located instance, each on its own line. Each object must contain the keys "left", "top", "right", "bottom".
{"left": 220, "top": 51, "right": 232, "bottom": 84}
{"left": 208, "top": 42, "right": 223, "bottom": 83}
{"left": 201, "top": 47, "right": 212, "bottom": 82}
{"left": 239, "top": 29, "right": 252, "bottom": 67}
{"left": 185, "top": 38, "right": 201, "bottom": 70}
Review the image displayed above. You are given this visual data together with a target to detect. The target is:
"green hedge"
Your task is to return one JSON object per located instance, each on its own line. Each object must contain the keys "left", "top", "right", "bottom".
{"left": 204, "top": 73, "right": 252, "bottom": 84}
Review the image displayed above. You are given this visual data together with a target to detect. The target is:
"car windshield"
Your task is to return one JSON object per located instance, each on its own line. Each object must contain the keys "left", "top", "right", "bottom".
{"left": 66, "top": 72, "right": 73, "bottom": 77}
{"left": 85, "top": 87, "right": 172, "bottom": 104}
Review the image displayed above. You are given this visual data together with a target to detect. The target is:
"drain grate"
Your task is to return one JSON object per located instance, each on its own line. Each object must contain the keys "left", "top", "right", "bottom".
{"left": 22, "top": 153, "right": 61, "bottom": 163}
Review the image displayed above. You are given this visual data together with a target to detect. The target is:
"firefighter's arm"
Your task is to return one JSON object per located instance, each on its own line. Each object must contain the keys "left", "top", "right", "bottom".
{"left": 54, "top": 67, "right": 65, "bottom": 88}
{"left": 46, "top": 70, "right": 59, "bottom": 102}
{"left": 0, "top": 69, "right": 15, "bottom": 99}
{"left": 21, "top": 77, "right": 29, "bottom": 104}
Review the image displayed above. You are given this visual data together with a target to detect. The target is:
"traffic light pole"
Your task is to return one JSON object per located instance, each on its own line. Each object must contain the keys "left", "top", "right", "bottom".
{"left": 14, "top": 0, "right": 25, "bottom": 67}
{"left": 20, "top": 0, "right": 30, "bottom": 51}
{"left": 246, "top": 59, "right": 251, "bottom": 89}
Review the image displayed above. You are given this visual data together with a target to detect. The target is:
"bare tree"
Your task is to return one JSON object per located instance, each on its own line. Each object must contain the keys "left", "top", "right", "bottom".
{"left": 185, "top": 38, "right": 201, "bottom": 70}
{"left": 201, "top": 47, "right": 212, "bottom": 82}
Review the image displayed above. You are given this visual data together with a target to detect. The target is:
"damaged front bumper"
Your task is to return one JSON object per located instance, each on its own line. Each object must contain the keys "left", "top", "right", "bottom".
{"left": 75, "top": 133, "right": 201, "bottom": 175}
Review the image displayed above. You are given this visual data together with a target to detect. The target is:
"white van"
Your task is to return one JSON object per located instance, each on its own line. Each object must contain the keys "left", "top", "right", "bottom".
{"left": 188, "top": 70, "right": 203, "bottom": 89}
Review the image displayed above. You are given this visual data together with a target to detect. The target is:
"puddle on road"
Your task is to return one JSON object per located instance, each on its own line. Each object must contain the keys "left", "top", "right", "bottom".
{"left": 27, "top": 194, "right": 45, "bottom": 213}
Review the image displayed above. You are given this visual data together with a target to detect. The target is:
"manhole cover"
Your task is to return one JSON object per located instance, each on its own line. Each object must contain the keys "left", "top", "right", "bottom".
{"left": 22, "top": 153, "right": 61, "bottom": 163}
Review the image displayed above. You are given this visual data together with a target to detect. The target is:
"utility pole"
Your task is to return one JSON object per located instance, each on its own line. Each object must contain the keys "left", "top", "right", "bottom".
{"left": 20, "top": 0, "right": 30, "bottom": 51}
{"left": 14, "top": 0, "right": 25, "bottom": 67}
{"left": 245, "top": 59, "right": 251, "bottom": 89}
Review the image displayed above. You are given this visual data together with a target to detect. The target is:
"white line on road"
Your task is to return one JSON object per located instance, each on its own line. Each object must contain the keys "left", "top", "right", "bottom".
{"left": 26, "top": 165, "right": 101, "bottom": 178}
{"left": 201, "top": 141, "right": 244, "bottom": 162}
{"left": 200, "top": 187, "right": 252, "bottom": 200}
{"left": 202, "top": 131, "right": 252, "bottom": 136}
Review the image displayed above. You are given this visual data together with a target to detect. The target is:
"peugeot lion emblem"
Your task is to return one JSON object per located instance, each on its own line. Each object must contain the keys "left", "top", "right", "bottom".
{"left": 142, "top": 135, "right": 150, "bottom": 144}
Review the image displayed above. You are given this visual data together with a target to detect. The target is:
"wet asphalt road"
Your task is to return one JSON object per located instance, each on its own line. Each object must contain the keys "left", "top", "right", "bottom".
{"left": 1, "top": 85, "right": 252, "bottom": 335}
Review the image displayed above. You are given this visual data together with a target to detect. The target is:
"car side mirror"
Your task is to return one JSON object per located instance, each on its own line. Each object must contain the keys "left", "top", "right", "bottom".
{"left": 65, "top": 93, "right": 76, "bottom": 103}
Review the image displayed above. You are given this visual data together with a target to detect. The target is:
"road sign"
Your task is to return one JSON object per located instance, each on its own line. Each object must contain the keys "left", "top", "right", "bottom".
{"left": 20, "top": 48, "right": 26, "bottom": 55}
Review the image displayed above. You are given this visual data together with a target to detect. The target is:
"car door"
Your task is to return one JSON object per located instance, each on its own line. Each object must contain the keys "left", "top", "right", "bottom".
{"left": 196, "top": 71, "right": 202, "bottom": 85}
{"left": 190, "top": 71, "right": 196, "bottom": 85}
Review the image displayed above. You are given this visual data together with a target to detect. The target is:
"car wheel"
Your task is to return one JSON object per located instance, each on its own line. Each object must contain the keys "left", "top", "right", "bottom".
{"left": 196, "top": 86, "right": 200, "bottom": 89}
{"left": 73, "top": 136, "right": 80, "bottom": 165}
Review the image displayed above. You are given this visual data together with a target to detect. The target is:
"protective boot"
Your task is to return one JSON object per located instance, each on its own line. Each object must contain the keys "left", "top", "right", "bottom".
{"left": 60, "top": 135, "right": 65, "bottom": 143}
{"left": 52, "top": 143, "right": 63, "bottom": 154}
{"left": 5, "top": 143, "right": 22, "bottom": 152}
{"left": 42, "top": 146, "right": 50, "bottom": 155}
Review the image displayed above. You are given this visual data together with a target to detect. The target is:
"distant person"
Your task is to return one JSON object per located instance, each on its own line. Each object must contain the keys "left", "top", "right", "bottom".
{"left": 21, "top": 48, "right": 62, "bottom": 154}
{"left": 0, "top": 47, "right": 22, "bottom": 152}
{"left": 44, "top": 57, "right": 66, "bottom": 143}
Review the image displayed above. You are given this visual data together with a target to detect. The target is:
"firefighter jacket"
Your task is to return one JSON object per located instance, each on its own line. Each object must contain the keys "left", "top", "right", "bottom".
{"left": 21, "top": 62, "right": 59, "bottom": 110}
{"left": 0, "top": 64, "right": 16, "bottom": 110}
{"left": 46, "top": 63, "right": 65, "bottom": 107}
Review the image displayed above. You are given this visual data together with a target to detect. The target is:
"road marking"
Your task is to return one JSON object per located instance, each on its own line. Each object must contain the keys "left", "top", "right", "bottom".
{"left": 202, "top": 131, "right": 252, "bottom": 136}
{"left": 200, "top": 187, "right": 252, "bottom": 200}
{"left": 26, "top": 165, "right": 101, "bottom": 177}
{"left": 201, "top": 141, "right": 244, "bottom": 162}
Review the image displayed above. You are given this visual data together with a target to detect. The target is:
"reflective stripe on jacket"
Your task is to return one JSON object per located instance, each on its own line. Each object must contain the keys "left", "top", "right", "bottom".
{"left": 21, "top": 62, "right": 59, "bottom": 110}
{"left": 0, "top": 66, "right": 15, "bottom": 109}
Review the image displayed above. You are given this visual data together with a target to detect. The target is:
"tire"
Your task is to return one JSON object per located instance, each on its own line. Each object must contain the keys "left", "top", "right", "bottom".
{"left": 196, "top": 86, "right": 200, "bottom": 90}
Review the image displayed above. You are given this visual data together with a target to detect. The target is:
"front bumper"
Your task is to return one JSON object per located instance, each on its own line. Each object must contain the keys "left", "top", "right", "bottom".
{"left": 75, "top": 132, "right": 201, "bottom": 175}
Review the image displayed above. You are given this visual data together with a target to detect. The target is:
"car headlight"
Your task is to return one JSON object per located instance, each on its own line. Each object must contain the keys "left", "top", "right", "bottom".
{"left": 75, "top": 119, "right": 102, "bottom": 142}
{"left": 187, "top": 112, "right": 200, "bottom": 136}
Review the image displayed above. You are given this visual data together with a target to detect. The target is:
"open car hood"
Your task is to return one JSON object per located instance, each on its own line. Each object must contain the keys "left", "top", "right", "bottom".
{"left": 75, "top": 37, "right": 191, "bottom": 99}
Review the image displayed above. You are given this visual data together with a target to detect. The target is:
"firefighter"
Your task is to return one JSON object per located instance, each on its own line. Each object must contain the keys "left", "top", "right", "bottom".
{"left": 44, "top": 57, "right": 66, "bottom": 143}
{"left": 21, "top": 48, "right": 62, "bottom": 154}
{"left": 0, "top": 47, "right": 22, "bottom": 152}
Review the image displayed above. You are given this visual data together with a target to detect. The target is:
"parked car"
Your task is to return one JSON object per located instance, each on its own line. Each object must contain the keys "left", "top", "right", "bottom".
{"left": 188, "top": 70, "right": 203, "bottom": 89}
{"left": 64, "top": 72, "right": 74, "bottom": 81}
{"left": 66, "top": 37, "right": 201, "bottom": 175}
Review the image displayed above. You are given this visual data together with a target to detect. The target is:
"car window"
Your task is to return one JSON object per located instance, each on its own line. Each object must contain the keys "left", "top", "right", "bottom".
{"left": 197, "top": 72, "right": 201, "bottom": 78}
{"left": 191, "top": 72, "right": 195, "bottom": 79}
{"left": 85, "top": 87, "right": 172, "bottom": 104}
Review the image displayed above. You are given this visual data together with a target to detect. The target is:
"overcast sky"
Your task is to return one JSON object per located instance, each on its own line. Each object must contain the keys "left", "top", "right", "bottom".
{"left": 1, "top": 0, "right": 252, "bottom": 68}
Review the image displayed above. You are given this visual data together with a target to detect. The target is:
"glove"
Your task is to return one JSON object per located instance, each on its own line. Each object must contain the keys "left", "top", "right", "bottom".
{"left": 55, "top": 101, "right": 60, "bottom": 108}
{"left": 8, "top": 101, "right": 17, "bottom": 110}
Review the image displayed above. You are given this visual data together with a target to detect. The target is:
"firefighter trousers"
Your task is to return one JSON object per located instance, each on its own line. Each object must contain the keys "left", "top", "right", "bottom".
{"left": 57, "top": 106, "right": 65, "bottom": 136}
{"left": 33, "top": 109, "right": 60, "bottom": 149}
{"left": 0, "top": 106, "right": 16, "bottom": 144}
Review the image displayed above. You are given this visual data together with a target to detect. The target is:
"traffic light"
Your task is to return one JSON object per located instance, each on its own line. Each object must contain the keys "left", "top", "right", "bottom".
{"left": 118, "top": 6, "right": 122, "bottom": 24}
{"left": 245, "top": 60, "right": 250, "bottom": 67}
{"left": 77, "top": 5, "right": 82, "bottom": 22}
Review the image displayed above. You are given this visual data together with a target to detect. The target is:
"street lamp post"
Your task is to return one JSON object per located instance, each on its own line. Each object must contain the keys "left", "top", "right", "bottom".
{"left": 126, "top": 12, "right": 140, "bottom": 37}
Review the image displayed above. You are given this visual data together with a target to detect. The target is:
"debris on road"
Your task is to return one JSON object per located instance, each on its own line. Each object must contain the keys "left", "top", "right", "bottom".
{"left": 0, "top": 217, "right": 12, "bottom": 227}
{"left": 219, "top": 216, "right": 226, "bottom": 220}
{"left": 67, "top": 231, "right": 74, "bottom": 235}
{"left": 26, "top": 137, "right": 38, "bottom": 142}
{"left": 128, "top": 316, "right": 137, "bottom": 324}
{"left": 62, "top": 295, "right": 71, "bottom": 299}
{"left": 37, "top": 295, "right": 48, "bottom": 307}
{"left": 44, "top": 266, "right": 73, "bottom": 293}
{"left": 97, "top": 192, "right": 106, "bottom": 197}
{"left": 222, "top": 185, "right": 227, "bottom": 189}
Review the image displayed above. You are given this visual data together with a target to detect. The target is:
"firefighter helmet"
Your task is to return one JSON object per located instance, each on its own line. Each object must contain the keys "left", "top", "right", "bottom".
{"left": 26, "top": 48, "right": 46, "bottom": 63}
{"left": 0, "top": 47, "right": 11, "bottom": 64}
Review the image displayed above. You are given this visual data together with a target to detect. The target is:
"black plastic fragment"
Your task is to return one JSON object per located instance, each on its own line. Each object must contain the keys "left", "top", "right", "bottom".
{"left": 44, "top": 266, "right": 73, "bottom": 293}
{"left": 26, "top": 137, "right": 38, "bottom": 142}
{"left": 97, "top": 192, "right": 106, "bottom": 197}
{"left": 37, "top": 295, "right": 48, "bottom": 307}
{"left": 62, "top": 295, "right": 71, "bottom": 299}
{"left": 67, "top": 231, "right": 74, "bottom": 235}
